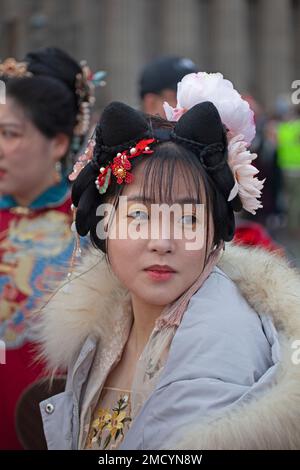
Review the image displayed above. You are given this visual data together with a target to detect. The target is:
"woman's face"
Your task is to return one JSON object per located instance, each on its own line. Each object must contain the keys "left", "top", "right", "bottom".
{"left": 107, "top": 159, "right": 212, "bottom": 309}
{"left": 0, "top": 98, "right": 68, "bottom": 205}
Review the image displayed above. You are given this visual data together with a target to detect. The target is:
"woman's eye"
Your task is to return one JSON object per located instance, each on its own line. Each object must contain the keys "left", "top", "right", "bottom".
{"left": 180, "top": 215, "right": 198, "bottom": 225}
{"left": 1, "top": 129, "right": 19, "bottom": 139}
{"left": 128, "top": 210, "right": 149, "bottom": 221}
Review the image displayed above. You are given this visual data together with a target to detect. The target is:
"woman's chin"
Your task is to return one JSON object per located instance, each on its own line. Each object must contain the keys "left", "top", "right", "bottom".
{"left": 136, "top": 289, "right": 180, "bottom": 308}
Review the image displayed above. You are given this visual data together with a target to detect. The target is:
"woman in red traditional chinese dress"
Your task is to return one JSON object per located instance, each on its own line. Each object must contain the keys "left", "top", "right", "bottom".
{"left": 0, "top": 47, "right": 103, "bottom": 449}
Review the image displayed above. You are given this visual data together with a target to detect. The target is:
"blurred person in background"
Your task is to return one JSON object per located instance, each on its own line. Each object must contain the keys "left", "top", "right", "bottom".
{"left": 233, "top": 95, "right": 283, "bottom": 254}
{"left": 139, "top": 56, "right": 198, "bottom": 117}
{"left": 0, "top": 47, "right": 102, "bottom": 449}
{"left": 244, "top": 96, "right": 283, "bottom": 225}
{"left": 277, "top": 105, "right": 300, "bottom": 238}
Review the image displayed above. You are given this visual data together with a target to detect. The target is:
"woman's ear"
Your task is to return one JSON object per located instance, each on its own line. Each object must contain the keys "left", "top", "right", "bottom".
{"left": 51, "top": 133, "right": 70, "bottom": 162}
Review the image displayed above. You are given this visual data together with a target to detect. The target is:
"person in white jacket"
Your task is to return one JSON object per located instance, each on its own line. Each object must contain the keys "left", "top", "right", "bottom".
{"left": 38, "top": 74, "right": 300, "bottom": 450}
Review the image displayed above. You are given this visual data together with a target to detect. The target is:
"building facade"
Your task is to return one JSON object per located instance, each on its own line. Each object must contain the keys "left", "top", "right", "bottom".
{"left": 0, "top": 0, "right": 299, "bottom": 111}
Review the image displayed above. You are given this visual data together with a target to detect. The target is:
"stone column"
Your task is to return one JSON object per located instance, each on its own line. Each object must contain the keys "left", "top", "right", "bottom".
{"left": 294, "top": 0, "right": 300, "bottom": 83}
{"left": 160, "top": 0, "right": 203, "bottom": 68}
{"left": 0, "top": 0, "right": 28, "bottom": 59}
{"left": 99, "top": 0, "right": 149, "bottom": 107}
{"left": 73, "top": 0, "right": 107, "bottom": 111}
{"left": 209, "top": 0, "right": 251, "bottom": 92}
{"left": 256, "top": 0, "right": 293, "bottom": 111}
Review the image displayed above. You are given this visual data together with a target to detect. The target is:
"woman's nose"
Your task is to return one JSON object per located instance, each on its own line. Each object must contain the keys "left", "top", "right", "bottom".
{"left": 147, "top": 220, "right": 175, "bottom": 254}
{"left": 147, "top": 237, "right": 174, "bottom": 254}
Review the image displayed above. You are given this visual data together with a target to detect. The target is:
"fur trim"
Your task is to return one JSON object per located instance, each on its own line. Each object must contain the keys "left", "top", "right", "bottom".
{"left": 37, "top": 244, "right": 300, "bottom": 371}
{"left": 219, "top": 244, "right": 300, "bottom": 339}
{"left": 35, "top": 249, "right": 128, "bottom": 371}
{"left": 37, "top": 243, "right": 300, "bottom": 448}
{"left": 39, "top": 244, "right": 300, "bottom": 368}
{"left": 176, "top": 244, "right": 300, "bottom": 449}
{"left": 175, "top": 339, "right": 300, "bottom": 449}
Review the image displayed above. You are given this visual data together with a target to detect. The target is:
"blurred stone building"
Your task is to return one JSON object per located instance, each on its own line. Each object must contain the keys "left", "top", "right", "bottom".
{"left": 0, "top": 0, "right": 299, "bottom": 111}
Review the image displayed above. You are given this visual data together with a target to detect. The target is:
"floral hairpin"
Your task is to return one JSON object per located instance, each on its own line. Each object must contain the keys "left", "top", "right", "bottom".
{"left": 0, "top": 58, "right": 32, "bottom": 78}
{"left": 163, "top": 72, "right": 264, "bottom": 215}
{"left": 69, "top": 137, "right": 156, "bottom": 194}
{"left": 95, "top": 138, "right": 155, "bottom": 195}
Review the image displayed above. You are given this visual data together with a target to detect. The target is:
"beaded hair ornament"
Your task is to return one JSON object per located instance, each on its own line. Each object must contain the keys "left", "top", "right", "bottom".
{"left": 69, "top": 136, "right": 156, "bottom": 190}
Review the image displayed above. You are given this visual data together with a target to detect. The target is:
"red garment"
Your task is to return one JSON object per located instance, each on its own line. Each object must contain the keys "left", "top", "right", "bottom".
{"left": 0, "top": 194, "right": 73, "bottom": 449}
{"left": 234, "top": 221, "right": 282, "bottom": 254}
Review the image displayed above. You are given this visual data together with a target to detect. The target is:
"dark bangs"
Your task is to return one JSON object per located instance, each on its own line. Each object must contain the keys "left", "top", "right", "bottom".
{"left": 138, "top": 141, "right": 210, "bottom": 206}
{"left": 124, "top": 141, "right": 217, "bottom": 262}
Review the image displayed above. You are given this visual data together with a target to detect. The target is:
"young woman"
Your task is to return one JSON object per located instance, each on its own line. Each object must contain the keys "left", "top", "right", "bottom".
{"left": 39, "top": 73, "right": 300, "bottom": 450}
{"left": 0, "top": 47, "right": 101, "bottom": 449}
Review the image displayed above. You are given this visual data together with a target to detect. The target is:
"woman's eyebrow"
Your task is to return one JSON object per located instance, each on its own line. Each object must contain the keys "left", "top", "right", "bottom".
{"left": 0, "top": 121, "right": 23, "bottom": 129}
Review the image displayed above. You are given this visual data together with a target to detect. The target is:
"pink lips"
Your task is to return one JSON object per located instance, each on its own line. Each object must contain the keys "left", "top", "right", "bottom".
{"left": 144, "top": 265, "right": 176, "bottom": 282}
{"left": 0, "top": 169, "right": 7, "bottom": 179}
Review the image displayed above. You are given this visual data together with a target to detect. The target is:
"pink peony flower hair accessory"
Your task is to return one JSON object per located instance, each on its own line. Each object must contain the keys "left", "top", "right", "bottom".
{"left": 163, "top": 72, "right": 264, "bottom": 214}
{"left": 227, "top": 134, "right": 265, "bottom": 215}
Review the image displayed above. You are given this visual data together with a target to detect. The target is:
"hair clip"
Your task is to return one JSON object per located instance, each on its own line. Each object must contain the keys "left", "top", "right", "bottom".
{"left": 0, "top": 57, "right": 32, "bottom": 78}
{"left": 95, "top": 138, "right": 155, "bottom": 195}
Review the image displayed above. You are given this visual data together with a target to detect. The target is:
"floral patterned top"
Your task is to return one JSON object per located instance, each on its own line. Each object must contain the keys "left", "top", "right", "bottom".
{"left": 0, "top": 177, "right": 75, "bottom": 449}
{"left": 85, "top": 387, "right": 134, "bottom": 450}
{"left": 0, "top": 177, "right": 74, "bottom": 348}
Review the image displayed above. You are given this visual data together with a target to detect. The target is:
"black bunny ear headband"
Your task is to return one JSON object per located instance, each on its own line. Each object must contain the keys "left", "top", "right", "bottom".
{"left": 69, "top": 99, "right": 264, "bottom": 216}
{"left": 70, "top": 101, "right": 237, "bottom": 204}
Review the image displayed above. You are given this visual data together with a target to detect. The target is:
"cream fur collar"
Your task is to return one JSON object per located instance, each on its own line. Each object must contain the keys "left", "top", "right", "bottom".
{"left": 37, "top": 244, "right": 300, "bottom": 449}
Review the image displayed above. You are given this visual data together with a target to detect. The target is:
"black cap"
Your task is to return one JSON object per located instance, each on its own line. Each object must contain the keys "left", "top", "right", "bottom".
{"left": 139, "top": 56, "right": 199, "bottom": 98}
